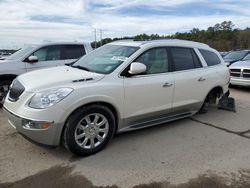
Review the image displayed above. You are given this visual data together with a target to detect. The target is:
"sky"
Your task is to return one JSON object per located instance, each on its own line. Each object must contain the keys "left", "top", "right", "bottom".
{"left": 0, "top": 0, "right": 250, "bottom": 49}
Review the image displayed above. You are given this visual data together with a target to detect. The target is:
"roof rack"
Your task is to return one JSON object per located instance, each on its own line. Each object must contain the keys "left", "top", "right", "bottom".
{"left": 133, "top": 38, "right": 171, "bottom": 41}
{"left": 112, "top": 38, "right": 210, "bottom": 48}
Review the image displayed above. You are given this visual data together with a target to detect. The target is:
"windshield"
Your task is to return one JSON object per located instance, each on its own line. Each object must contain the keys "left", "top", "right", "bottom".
{"left": 243, "top": 53, "right": 250, "bottom": 61}
{"left": 73, "top": 45, "right": 139, "bottom": 74}
{"left": 224, "top": 51, "right": 248, "bottom": 61}
{"left": 6, "top": 46, "right": 35, "bottom": 60}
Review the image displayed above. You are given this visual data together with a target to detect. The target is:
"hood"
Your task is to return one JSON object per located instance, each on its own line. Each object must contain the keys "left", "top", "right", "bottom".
{"left": 17, "top": 66, "right": 105, "bottom": 91}
{"left": 229, "top": 60, "right": 250, "bottom": 69}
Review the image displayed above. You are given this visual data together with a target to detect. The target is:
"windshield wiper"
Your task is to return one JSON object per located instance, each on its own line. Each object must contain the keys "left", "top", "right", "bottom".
{"left": 71, "top": 65, "right": 90, "bottom": 72}
{"left": 65, "top": 60, "right": 78, "bottom": 66}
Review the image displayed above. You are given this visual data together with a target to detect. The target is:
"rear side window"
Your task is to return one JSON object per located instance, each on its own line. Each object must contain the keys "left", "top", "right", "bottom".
{"left": 62, "top": 45, "right": 86, "bottom": 60}
{"left": 170, "top": 47, "right": 202, "bottom": 71}
{"left": 199, "top": 49, "right": 221, "bottom": 66}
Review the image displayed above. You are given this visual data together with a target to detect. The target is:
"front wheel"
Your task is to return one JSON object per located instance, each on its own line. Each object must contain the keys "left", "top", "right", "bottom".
{"left": 63, "top": 105, "right": 116, "bottom": 156}
{"left": 0, "top": 80, "right": 12, "bottom": 108}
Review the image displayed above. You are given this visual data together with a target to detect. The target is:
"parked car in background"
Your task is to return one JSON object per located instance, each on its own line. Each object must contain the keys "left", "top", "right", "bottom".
{"left": 0, "top": 55, "right": 9, "bottom": 60}
{"left": 0, "top": 52, "right": 14, "bottom": 60}
{"left": 3, "top": 39, "right": 230, "bottom": 156}
{"left": 223, "top": 50, "right": 250, "bottom": 66}
{"left": 220, "top": 51, "right": 230, "bottom": 58}
{"left": 229, "top": 53, "right": 250, "bottom": 86}
{"left": 0, "top": 42, "right": 92, "bottom": 107}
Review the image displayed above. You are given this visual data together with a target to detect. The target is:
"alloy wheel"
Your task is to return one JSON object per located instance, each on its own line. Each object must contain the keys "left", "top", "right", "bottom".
{"left": 74, "top": 113, "right": 109, "bottom": 149}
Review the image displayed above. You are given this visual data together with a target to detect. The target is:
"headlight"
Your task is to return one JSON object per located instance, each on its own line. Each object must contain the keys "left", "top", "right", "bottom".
{"left": 29, "top": 88, "right": 73, "bottom": 109}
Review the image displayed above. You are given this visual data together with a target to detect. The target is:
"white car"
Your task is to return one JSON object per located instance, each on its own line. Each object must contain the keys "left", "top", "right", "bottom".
{"left": 0, "top": 42, "right": 92, "bottom": 107}
{"left": 3, "top": 39, "right": 230, "bottom": 156}
{"left": 229, "top": 53, "right": 250, "bottom": 86}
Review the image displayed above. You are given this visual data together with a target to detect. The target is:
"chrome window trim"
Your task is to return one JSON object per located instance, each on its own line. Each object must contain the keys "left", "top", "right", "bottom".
{"left": 118, "top": 46, "right": 208, "bottom": 79}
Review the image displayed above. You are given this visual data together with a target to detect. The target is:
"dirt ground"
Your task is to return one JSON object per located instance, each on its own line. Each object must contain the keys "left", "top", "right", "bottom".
{"left": 1, "top": 87, "right": 250, "bottom": 188}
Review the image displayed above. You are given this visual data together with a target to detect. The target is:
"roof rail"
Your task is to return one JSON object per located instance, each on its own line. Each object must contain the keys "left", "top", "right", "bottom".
{"left": 111, "top": 38, "right": 210, "bottom": 48}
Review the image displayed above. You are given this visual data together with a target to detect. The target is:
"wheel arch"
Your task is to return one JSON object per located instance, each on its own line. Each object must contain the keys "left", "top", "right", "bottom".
{"left": 206, "top": 86, "right": 224, "bottom": 104}
{"left": 60, "top": 101, "right": 120, "bottom": 142}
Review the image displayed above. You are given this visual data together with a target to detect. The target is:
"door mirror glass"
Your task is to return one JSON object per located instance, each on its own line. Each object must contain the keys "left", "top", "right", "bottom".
{"left": 28, "top": 55, "right": 38, "bottom": 63}
{"left": 128, "top": 62, "right": 146, "bottom": 75}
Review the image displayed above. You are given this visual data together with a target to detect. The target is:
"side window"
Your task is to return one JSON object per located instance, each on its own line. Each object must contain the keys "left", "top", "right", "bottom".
{"left": 199, "top": 49, "right": 221, "bottom": 66}
{"left": 33, "top": 45, "right": 61, "bottom": 62}
{"left": 62, "top": 45, "right": 86, "bottom": 60}
{"left": 33, "top": 47, "right": 47, "bottom": 61}
{"left": 135, "top": 48, "right": 169, "bottom": 74}
{"left": 170, "top": 47, "right": 201, "bottom": 71}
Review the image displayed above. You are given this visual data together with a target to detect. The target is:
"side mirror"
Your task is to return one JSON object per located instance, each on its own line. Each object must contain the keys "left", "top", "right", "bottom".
{"left": 28, "top": 56, "right": 38, "bottom": 63}
{"left": 128, "top": 62, "right": 146, "bottom": 75}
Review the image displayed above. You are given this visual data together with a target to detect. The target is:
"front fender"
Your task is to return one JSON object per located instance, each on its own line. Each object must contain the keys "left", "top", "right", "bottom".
{"left": 60, "top": 95, "right": 122, "bottom": 122}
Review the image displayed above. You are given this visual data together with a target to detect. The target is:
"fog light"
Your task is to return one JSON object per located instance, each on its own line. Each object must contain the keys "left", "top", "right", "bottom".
{"left": 22, "top": 119, "right": 51, "bottom": 129}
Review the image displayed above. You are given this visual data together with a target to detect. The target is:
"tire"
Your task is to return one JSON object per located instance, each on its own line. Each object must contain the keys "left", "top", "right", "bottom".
{"left": 63, "top": 105, "right": 116, "bottom": 156}
{"left": 0, "top": 80, "right": 12, "bottom": 108}
{"left": 198, "top": 98, "right": 209, "bottom": 114}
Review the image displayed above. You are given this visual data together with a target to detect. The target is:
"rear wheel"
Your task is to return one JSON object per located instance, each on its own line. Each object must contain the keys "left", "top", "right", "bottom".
{"left": 199, "top": 98, "right": 209, "bottom": 113}
{"left": 0, "top": 80, "right": 12, "bottom": 108}
{"left": 63, "top": 105, "right": 116, "bottom": 156}
{"left": 199, "top": 88, "right": 223, "bottom": 113}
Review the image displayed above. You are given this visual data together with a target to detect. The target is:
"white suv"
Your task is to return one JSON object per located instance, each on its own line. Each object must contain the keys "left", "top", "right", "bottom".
{"left": 3, "top": 39, "right": 230, "bottom": 156}
{"left": 0, "top": 42, "right": 92, "bottom": 107}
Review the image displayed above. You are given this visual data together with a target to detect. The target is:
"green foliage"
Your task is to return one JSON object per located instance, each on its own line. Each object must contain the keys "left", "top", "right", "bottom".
{"left": 91, "top": 21, "right": 250, "bottom": 51}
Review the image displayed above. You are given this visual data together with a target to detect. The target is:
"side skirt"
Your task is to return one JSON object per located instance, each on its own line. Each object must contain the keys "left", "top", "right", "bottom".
{"left": 118, "top": 112, "right": 195, "bottom": 133}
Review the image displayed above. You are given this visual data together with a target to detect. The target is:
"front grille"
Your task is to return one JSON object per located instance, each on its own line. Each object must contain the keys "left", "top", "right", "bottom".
{"left": 8, "top": 80, "right": 25, "bottom": 102}
{"left": 243, "top": 69, "right": 250, "bottom": 73}
{"left": 243, "top": 69, "right": 250, "bottom": 78}
{"left": 231, "top": 73, "right": 241, "bottom": 77}
{"left": 243, "top": 74, "right": 250, "bottom": 78}
{"left": 230, "top": 68, "right": 241, "bottom": 77}
{"left": 230, "top": 69, "right": 241, "bottom": 73}
{"left": 230, "top": 68, "right": 250, "bottom": 78}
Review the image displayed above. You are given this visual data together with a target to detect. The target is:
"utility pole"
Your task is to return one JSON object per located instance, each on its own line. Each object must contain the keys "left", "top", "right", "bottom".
{"left": 93, "top": 28, "right": 103, "bottom": 48}
{"left": 94, "top": 29, "right": 97, "bottom": 49}
{"left": 100, "top": 29, "right": 103, "bottom": 46}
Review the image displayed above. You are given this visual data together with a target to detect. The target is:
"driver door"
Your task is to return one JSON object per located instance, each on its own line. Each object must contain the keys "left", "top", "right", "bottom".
{"left": 123, "top": 47, "right": 174, "bottom": 128}
{"left": 24, "top": 45, "right": 63, "bottom": 72}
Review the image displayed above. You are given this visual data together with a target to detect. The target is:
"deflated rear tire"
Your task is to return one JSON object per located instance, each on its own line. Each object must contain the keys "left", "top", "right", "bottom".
{"left": 63, "top": 105, "right": 116, "bottom": 156}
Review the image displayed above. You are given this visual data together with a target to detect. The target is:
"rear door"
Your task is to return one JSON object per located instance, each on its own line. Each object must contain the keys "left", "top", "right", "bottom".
{"left": 62, "top": 45, "right": 86, "bottom": 65}
{"left": 24, "top": 45, "right": 63, "bottom": 71}
{"left": 123, "top": 47, "right": 174, "bottom": 128}
{"left": 199, "top": 49, "right": 229, "bottom": 92}
{"left": 170, "top": 47, "right": 209, "bottom": 113}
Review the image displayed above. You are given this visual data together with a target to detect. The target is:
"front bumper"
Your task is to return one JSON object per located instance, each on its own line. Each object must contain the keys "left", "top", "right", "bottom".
{"left": 230, "top": 77, "right": 250, "bottom": 87}
{"left": 3, "top": 107, "right": 63, "bottom": 146}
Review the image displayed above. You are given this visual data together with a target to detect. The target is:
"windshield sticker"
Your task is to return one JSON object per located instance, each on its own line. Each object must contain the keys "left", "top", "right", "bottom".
{"left": 111, "top": 56, "right": 128, "bottom": 61}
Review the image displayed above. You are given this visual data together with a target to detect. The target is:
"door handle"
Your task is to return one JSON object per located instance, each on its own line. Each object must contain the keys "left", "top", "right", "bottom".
{"left": 198, "top": 77, "right": 206, "bottom": 82}
{"left": 162, "top": 82, "right": 173, "bottom": 87}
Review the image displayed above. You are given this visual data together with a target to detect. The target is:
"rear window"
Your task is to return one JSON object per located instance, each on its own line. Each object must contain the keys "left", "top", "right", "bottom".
{"left": 63, "top": 45, "right": 85, "bottom": 60}
{"left": 171, "top": 47, "right": 202, "bottom": 71}
{"left": 199, "top": 49, "right": 221, "bottom": 66}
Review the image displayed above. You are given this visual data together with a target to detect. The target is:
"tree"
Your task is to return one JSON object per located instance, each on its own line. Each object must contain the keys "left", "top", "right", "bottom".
{"left": 91, "top": 21, "right": 250, "bottom": 51}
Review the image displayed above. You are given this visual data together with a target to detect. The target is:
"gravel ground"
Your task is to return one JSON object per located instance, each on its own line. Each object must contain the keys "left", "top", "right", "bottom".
{"left": 0, "top": 87, "right": 250, "bottom": 188}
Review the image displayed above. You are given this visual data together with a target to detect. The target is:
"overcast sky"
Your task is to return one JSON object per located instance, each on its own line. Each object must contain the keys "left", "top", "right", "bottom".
{"left": 0, "top": 0, "right": 250, "bottom": 49}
